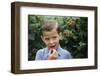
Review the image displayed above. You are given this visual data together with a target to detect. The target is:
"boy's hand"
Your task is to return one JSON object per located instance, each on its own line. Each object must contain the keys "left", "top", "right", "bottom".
{"left": 47, "top": 48, "right": 58, "bottom": 60}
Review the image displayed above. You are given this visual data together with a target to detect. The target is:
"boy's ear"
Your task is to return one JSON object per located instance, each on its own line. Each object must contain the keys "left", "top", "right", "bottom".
{"left": 41, "top": 36, "right": 44, "bottom": 41}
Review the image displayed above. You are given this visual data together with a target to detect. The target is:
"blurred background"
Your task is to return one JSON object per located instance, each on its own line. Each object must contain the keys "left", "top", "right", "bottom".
{"left": 28, "top": 15, "right": 88, "bottom": 60}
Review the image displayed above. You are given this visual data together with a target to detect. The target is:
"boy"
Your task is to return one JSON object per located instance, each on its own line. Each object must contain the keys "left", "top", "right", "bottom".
{"left": 35, "top": 20, "right": 72, "bottom": 60}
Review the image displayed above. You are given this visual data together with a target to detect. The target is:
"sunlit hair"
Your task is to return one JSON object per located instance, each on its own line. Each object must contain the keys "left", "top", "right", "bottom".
{"left": 41, "top": 20, "right": 60, "bottom": 35}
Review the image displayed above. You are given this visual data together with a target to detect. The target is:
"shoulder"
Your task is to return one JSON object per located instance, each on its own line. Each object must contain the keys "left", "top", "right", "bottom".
{"left": 61, "top": 48, "right": 70, "bottom": 54}
{"left": 36, "top": 47, "right": 48, "bottom": 55}
{"left": 36, "top": 48, "right": 45, "bottom": 54}
{"left": 61, "top": 48, "right": 72, "bottom": 59}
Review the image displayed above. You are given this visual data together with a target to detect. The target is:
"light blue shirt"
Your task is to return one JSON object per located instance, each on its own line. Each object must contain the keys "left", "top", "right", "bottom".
{"left": 35, "top": 46, "right": 72, "bottom": 60}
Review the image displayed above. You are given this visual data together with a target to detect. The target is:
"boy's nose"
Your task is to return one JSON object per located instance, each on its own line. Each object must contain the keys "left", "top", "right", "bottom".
{"left": 49, "top": 39, "right": 53, "bottom": 44}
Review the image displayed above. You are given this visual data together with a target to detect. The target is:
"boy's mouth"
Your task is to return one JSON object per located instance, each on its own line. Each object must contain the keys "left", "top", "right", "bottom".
{"left": 49, "top": 45, "right": 56, "bottom": 49}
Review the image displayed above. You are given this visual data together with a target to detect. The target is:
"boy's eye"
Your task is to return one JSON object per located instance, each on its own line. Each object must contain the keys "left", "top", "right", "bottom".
{"left": 45, "top": 38, "right": 49, "bottom": 40}
{"left": 53, "top": 36, "right": 57, "bottom": 39}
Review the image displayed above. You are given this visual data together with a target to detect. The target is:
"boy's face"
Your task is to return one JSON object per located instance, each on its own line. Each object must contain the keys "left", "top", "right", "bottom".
{"left": 41, "top": 29, "right": 60, "bottom": 50}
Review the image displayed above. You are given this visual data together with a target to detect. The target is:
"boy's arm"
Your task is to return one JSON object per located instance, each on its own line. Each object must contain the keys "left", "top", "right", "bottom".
{"left": 35, "top": 50, "right": 43, "bottom": 60}
{"left": 66, "top": 51, "right": 72, "bottom": 59}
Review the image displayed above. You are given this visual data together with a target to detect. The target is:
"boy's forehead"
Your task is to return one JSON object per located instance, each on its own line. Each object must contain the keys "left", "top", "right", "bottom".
{"left": 42, "top": 29, "right": 59, "bottom": 37}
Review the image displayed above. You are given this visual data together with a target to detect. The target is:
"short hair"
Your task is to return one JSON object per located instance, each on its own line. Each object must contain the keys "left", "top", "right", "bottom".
{"left": 41, "top": 20, "right": 60, "bottom": 35}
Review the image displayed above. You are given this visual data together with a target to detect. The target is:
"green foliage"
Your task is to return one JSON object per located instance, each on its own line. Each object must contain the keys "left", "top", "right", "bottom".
{"left": 28, "top": 15, "right": 88, "bottom": 60}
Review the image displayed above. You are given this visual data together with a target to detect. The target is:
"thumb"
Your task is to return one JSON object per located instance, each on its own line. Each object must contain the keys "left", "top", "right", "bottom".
{"left": 52, "top": 49, "right": 57, "bottom": 55}
{"left": 49, "top": 48, "right": 53, "bottom": 54}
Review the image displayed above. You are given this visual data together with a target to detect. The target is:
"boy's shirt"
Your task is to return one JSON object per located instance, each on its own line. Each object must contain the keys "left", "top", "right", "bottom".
{"left": 35, "top": 46, "right": 72, "bottom": 60}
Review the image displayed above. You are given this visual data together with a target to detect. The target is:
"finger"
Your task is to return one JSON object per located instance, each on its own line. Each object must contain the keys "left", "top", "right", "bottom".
{"left": 49, "top": 48, "right": 53, "bottom": 54}
{"left": 53, "top": 50, "right": 58, "bottom": 58}
{"left": 52, "top": 49, "right": 58, "bottom": 56}
{"left": 52, "top": 49, "right": 57, "bottom": 55}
